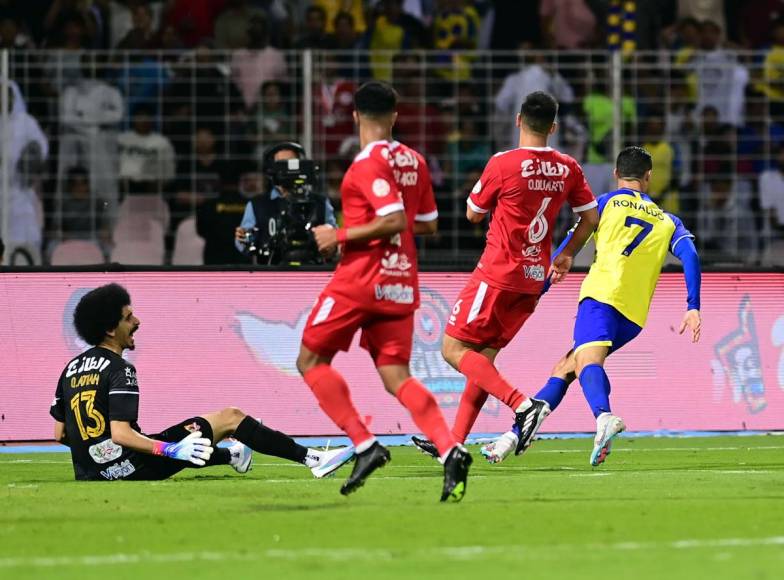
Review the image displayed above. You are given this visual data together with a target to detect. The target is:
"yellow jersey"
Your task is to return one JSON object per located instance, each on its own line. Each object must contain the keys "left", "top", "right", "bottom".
{"left": 578, "top": 189, "right": 694, "bottom": 327}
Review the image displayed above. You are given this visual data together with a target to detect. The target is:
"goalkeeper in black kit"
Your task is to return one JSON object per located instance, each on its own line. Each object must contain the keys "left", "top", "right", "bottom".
{"left": 50, "top": 283, "right": 354, "bottom": 481}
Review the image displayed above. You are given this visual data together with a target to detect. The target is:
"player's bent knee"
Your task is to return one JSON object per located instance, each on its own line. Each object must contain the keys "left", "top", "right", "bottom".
{"left": 377, "top": 365, "right": 410, "bottom": 395}
{"left": 297, "top": 343, "right": 332, "bottom": 376}
{"left": 223, "top": 406, "right": 246, "bottom": 423}
{"left": 296, "top": 350, "right": 316, "bottom": 376}
{"left": 440, "top": 337, "right": 464, "bottom": 369}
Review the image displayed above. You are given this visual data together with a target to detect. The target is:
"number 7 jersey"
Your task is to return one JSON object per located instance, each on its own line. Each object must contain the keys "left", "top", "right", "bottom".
{"left": 468, "top": 146, "right": 596, "bottom": 294}
{"left": 579, "top": 188, "right": 695, "bottom": 327}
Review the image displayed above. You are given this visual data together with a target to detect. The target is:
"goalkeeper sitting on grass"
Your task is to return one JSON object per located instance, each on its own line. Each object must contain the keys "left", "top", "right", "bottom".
{"left": 50, "top": 283, "right": 354, "bottom": 481}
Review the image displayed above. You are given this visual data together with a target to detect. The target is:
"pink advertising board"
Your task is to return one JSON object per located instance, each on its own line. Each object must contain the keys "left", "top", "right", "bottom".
{"left": 1, "top": 271, "right": 783, "bottom": 441}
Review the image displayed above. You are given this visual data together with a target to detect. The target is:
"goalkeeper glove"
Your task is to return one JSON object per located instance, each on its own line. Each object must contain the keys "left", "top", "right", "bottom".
{"left": 153, "top": 431, "right": 214, "bottom": 466}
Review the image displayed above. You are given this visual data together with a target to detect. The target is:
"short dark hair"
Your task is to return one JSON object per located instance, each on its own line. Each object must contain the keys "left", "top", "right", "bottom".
{"left": 520, "top": 91, "right": 558, "bottom": 135}
{"left": 73, "top": 283, "right": 131, "bottom": 346}
{"left": 354, "top": 81, "right": 398, "bottom": 117}
{"left": 616, "top": 146, "right": 653, "bottom": 179}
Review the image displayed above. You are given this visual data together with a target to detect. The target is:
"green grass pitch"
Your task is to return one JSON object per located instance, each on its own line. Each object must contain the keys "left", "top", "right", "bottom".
{"left": 1, "top": 436, "right": 783, "bottom": 580}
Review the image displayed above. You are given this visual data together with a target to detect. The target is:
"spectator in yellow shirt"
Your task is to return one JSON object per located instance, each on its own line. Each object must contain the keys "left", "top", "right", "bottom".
{"left": 312, "top": 0, "right": 366, "bottom": 33}
{"left": 433, "top": 0, "right": 480, "bottom": 82}
{"left": 643, "top": 116, "right": 677, "bottom": 212}
{"left": 757, "top": 19, "right": 784, "bottom": 120}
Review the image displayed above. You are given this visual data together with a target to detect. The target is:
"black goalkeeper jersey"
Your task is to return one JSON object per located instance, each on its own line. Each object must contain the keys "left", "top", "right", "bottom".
{"left": 50, "top": 346, "right": 142, "bottom": 480}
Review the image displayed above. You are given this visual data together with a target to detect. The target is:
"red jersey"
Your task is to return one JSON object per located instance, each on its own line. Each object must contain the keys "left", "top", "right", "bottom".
{"left": 468, "top": 146, "right": 596, "bottom": 294}
{"left": 327, "top": 140, "right": 437, "bottom": 315}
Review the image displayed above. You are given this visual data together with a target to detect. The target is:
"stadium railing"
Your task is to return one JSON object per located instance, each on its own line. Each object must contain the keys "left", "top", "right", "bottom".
{"left": 1, "top": 48, "right": 782, "bottom": 268}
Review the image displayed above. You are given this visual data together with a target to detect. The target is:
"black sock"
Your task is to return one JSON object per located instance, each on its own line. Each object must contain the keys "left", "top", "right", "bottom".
{"left": 234, "top": 417, "right": 308, "bottom": 464}
{"left": 201, "top": 447, "right": 231, "bottom": 468}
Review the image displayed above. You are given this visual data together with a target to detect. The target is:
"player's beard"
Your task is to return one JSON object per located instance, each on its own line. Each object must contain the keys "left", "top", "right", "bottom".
{"left": 127, "top": 328, "right": 138, "bottom": 350}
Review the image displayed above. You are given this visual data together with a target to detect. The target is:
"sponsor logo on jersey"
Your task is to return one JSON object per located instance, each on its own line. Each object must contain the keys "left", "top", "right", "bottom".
{"left": 374, "top": 283, "right": 414, "bottom": 304}
{"left": 393, "top": 149, "right": 419, "bottom": 169}
{"left": 380, "top": 251, "right": 413, "bottom": 276}
{"left": 521, "top": 159, "right": 570, "bottom": 179}
{"left": 523, "top": 265, "right": 546, "bottom": 281}
{"left": 711, "top": 295, "right": 767, "bottom": 414}
{"left": 124, "top": 367, "right": 139, "bottom": 387}
{"left": 100, "top": 459, "right": 136, "bottom": 480}
{"left": 66, "top": 356, "right": 111, "bottom": 378}
{"left": 372, "top": 178, "right": 391, "bottom": 197}
{"left": 89, "top": 439, "right": 123, "bottom": 464}
{"left": 522, "top": 244, "right": 543, "bottom": 262}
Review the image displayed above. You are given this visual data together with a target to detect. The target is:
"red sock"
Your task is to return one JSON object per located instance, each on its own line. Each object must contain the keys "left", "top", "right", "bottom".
{"left": 458, "top": 350, "right": 526, "bottom": 410}
{"left": 452, "top": 380, "right": 487, "bottom": 443}
{"left": 396, "top": 378, "right": 456, "bottom": 457}
{"left": 303, "top": 364, "right": 373, "bottom": 447}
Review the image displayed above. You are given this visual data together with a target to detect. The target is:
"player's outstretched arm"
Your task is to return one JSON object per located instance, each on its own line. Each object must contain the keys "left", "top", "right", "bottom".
{"left": 550, "top": 207, "right": 600, "bottom": 284}
{"left": 110, "top": 420, "right": 214, "bottom": 466}
{"left": 313, "top": 211, "right": 407, "bottom": 253}
{"left": 672, "top": 236, "right": 702, "bottom": 343}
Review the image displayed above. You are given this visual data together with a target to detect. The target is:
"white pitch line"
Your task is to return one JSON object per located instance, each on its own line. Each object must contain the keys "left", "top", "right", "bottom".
{"left": 2, "top": 537, "right": 783, "bottom": 568}
{"left": 1, "top": 445, "right": 783, "bottom": 464}
{"left": 0, "top": 551, "right": 255, "bottom": 569}
{"left": 537, "top": 445, "right": 784, "bottom": 454}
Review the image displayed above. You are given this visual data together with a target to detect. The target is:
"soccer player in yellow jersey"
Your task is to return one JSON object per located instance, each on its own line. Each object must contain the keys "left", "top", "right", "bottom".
{"left": 481, "top": 146, "right": 703, "bottom": 466}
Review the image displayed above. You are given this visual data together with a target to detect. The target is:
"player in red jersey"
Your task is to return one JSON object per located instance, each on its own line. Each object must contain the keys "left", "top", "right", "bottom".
{"left": 296, "top": 81, "right": 472, "bottom": 502}
{"left": 416, "top": 92, "right": 600, "bottom": 458}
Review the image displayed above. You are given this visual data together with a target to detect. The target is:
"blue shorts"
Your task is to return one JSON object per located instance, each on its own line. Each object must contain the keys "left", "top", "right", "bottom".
{"left": 573, "top": 298, "right": 642, "bottom": 355}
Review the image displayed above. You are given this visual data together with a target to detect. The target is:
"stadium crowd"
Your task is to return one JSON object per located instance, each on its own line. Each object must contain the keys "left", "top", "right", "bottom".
{"left": 0, "top": 0, "right": 783, "bottom": 266}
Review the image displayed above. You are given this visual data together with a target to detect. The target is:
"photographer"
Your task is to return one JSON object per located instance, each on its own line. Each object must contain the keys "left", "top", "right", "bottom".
{"left": 234, "top": 142, "right": 336, "bottom": 265}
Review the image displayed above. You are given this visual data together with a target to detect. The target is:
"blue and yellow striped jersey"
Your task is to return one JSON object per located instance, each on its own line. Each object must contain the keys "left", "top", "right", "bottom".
{"left": 579, "top": 188, "right": 694, "bottom": 327}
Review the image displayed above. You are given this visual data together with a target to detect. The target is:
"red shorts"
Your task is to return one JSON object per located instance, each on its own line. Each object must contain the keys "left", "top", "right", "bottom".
{"left": 301, "top": 293, "right": 414, "bottom": 366}
{"left": 445, "top": 277, "right": 538, "bottom": 349}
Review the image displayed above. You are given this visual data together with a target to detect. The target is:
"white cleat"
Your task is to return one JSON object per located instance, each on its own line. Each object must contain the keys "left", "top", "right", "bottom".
{"left": 480, "top": 431, "right": 519, "bottom": 464}
{"left": 229, "top": 441, "right": 253, "bottom": 474}
{"left": 310, "top": 446, "right": 355, "bottom": 479}
{"left": 590, "top": 413, "right": 625, "bottom": 466}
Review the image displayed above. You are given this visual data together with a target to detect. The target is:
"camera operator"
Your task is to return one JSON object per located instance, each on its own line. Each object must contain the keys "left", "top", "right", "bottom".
{"left": 234, "top": 142, "right": 336, "bottom": 265}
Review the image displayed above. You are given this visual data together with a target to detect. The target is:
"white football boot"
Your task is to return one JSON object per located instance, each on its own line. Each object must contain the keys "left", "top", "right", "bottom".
{"left": 228, "top": 441, "right": 253, "bottom": 474}
{"left": 590, "top": 413, "right": 625, "bottom": 466}
{"left": 310, "top": 446, "right": 356, "bottom": 479}
{"left": 480, "top": 431, "right": 519, "bottom": 464}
